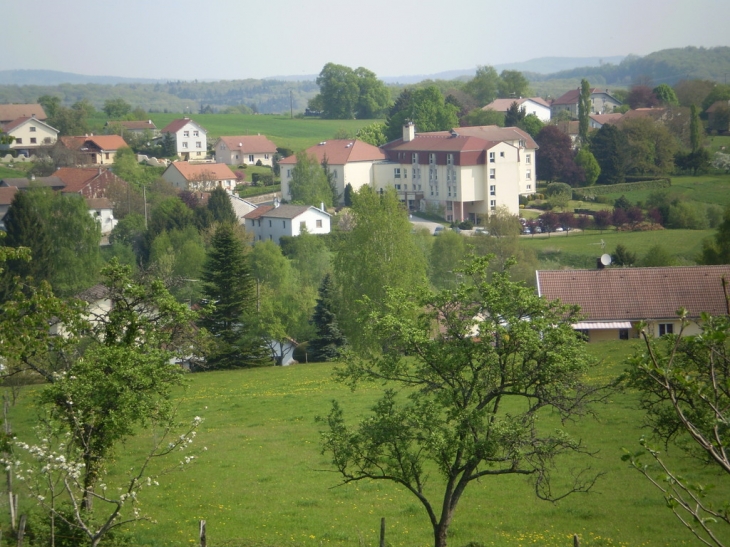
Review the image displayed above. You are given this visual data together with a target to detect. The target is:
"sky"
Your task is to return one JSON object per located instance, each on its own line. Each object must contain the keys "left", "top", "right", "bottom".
{"left": 3, "top": 0, "right": 729, "bottom": 81}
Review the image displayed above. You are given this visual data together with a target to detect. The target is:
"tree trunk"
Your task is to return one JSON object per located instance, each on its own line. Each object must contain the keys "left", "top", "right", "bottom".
{"left": 433, "top": 520, "right": 450, "bottom": 547}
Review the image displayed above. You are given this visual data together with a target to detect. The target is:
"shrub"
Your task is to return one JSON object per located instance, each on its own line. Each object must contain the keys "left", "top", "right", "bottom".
{"left": 251, "top": 173, "right": 274, "bottom": 186}
{"left": 458, "top": 220, "right": 474, "bottom": 230}
{"left": 256, "top": 159, "right": 263, "bottom": 166}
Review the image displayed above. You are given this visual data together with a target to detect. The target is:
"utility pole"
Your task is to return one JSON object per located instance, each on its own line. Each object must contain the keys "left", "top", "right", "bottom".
{"left": 143, "top": 184, "right": 148, "bottom": 229}
{"left": 290, "top": 90, "right": 293, "bottom": 119}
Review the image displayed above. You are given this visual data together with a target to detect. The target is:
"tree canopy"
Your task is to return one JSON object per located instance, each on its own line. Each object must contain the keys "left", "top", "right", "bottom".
{"left": 289, "top": 151, "right": 333, "bottom": 208}
{"left": 311, "top": 63, "right": 390, "bottom": 119}
{"left": 385, "top": 86, "right": 459, "bottom": 142}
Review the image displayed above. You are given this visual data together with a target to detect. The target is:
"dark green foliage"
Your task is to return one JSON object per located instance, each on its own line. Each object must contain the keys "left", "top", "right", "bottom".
{"left": 103, "top": 98, "right": 132, "bottom": 118}
{"left": 251, "top": 173, "right": 274, "bottom": 186}
{"left": 518, "top": 113, "right": 544, "bottom": 138}
{"left": 201, "top": 223, "right": 269, "bottom": 369}
{"left": 308, "top": 274, "right": 347, "bottom": 361}
{"left": 504, "top": 101, "right": 526, "bottom": 127}
{"left": 343, "top": 183, "right": 354, "bottom": 207}
{"left": 462, "top": 65, "right": 500, "bottom": 105}
{"left": 385, "top": 86, "right": 459, "bottom": 142}
{"left": 700, "top": 205, "right": 730, "bottom": 264}
{"left": 690, "top": 104, "right": 703, "bottom": 152}
{"left": 535, "top": 125, "right": 574, "bottom": 182}
{"left": 591, "top": 124, "right": 629, "bottom": 184}
{"left": 612, "top": 244, "right": 637, "bottom": 266}
{"left": 207, "top": 187, "right": 237, "bottom": 224}
{"left": 312, "top": 63, "right": 390, "bottom": 120}
{"left": 578, "top": 79, "right": 591, "bottom": 144}
{"left": 675, "top": 148, "right": 711, "bottom": 176}
{"left": 613, "top": 195, "right": 632, "bottom": 210}
{"left": 640, "top": 244, "right": 674, "bottom": 266}
{"left": 289, "top": 151, "right": 333, "bottom": 208}
{"left": 161, "top": 132, "right": 176, "bottom": 157}
{"left": 498, "top": 70, "right": 531, "bottom": 98}
{"left": 653, "top": 84, "right": 679, "bottom": 106}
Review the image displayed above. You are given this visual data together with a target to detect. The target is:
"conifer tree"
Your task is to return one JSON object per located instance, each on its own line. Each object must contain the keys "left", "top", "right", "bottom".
{"left": 578, "top": 79, "right": 591, "bottom": 145}
{"left": 200, "top": 223, "right": 268, "bottom": 368}
{"left": 207, "top": 187, "right": 237, "bottom": 224}
{"left": 309, "top": 273, "right": 347, "bottom": 361}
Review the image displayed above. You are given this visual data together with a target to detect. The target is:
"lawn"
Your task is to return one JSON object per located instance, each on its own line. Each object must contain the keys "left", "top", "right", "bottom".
{"left": 0, "top": 164, "right": 28, "bottom": 178}
{"left": 4, "top": 342, "right": 729, "bottom": 547}
{"left": 521, "top": 228, "right": 711, "bottom": 268}
{"left": 596, "top": 174, "right": 730, "bottom": 208}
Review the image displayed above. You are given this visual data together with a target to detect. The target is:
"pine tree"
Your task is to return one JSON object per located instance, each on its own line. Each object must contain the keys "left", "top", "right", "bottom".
{"left": 308, "top": 273, "right": 347, "bottom": 361}
{"left": 200, "top": 223, "right": 268, "bottom": 368}
{"left": 207, "top": 187, "right": 237, "bottom": 224}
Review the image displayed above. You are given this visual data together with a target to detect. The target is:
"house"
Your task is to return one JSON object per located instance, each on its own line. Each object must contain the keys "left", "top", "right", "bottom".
{"left": 105, "top": 120, "right": 159, "bottom": 138}
{"left": 56, "top": 167, "right": 128, "bottom": 199}
{"left": 215, "top": 135, "right": 278, "bottom": 166}
{"left": 0, "top": 175, "right": 66, "bottom": 191}
{"left": 619, "top": 107, "right": 670, "bottom": 124}
{"left": 0, "top": 186, "right": 18, "bottom": 228}
{"left": 161, "top": 161, "right": 236, "bottom": 191}
{"left": 59, "top": 135, "right": 128, "bottom": 165}
{"left": 243, "top": 202, "right": 331, "bottom": 244}
{"left": 555, "top": 120, "right": 581, "bottom": 147}
{"left": 0, "top": 104, "right": 47, "bottom": 125}
{"left": 160, "top": 118, "right": 207, "bottom": 160}
{"left": 280, "top": 139, "right": 386, "bottom": 205}
{"left": 589, "top": 113, "right": 624, "bottom": 129}
{"left": 535, "top": 265, "right": 730, "bottom": 342}
{"left": 482, "top": 97, "right": 551, "bottom": 122}
{"left": 706, "top": 100, "right": 730, "bottom": 133}
{"left": 1, "top": 116, "right": 59, "bottom": 156}
{"left": 86, "top": 197, "right": 117, "bottom": 235}
{"left": 551, "top": 88, "right": 622, "bottom": 118}
{"left": 228, "top": 192, "right": 258, "bottom": 223}
{"left": 371, "top": 123, "right": 537, "bottom": 223}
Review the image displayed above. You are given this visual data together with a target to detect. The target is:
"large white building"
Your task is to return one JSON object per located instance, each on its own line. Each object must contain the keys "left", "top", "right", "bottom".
{"left": 243, "top": 203, "right": 331, "bottom": 244}
{"left": 160, "top": 118, "right": 208, "bottom": 161}
{"left": 372, "top": 123, "right": 537, "bottom": 223}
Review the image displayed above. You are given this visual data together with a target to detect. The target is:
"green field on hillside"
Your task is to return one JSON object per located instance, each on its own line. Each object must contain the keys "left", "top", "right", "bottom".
{"left": 5, "top": 341, "right": 729, "bottom": 547}
{"left": 521, "top": 228, "right": 711, "bottom": 269}
{"left": 596, "top": 174, "right": 730, "bottom": 208}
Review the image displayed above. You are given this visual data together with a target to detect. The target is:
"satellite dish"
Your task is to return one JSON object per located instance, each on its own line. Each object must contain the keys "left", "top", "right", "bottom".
{"left": 600, "top": 254, "right": 612, "bottom": 266}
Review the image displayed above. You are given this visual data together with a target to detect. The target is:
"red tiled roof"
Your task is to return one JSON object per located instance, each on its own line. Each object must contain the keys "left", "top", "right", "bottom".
{"left": 161, "top": 118, "right": 206, "bottom": 134}
{"left": 590, "top": 113, "right": 624, "bottom": 125}
{"left": 536, "top": 266, "right": 730, "bottom": 321}
{"left": 218, "top": 136, "right": 277, "bottom": 154}
{"left": 620, "top": 108, "right": 668, "bottom": 122}
{"left": 168, "top": 162, "right": 235, "bottom": 181}
{"left": 55, "top": 167, "right": 127, "bottom": 195}
{"left": 0, "top": 104, "right": 46, "bottom": 123}
{"left": 243, "top": 205, "right": 274, "bottom": 219}
{"left": 59, "top": 135, "right": 128, "bottom": 151}
{"left": 384, "top": 134, "right": 499, "bottom": 153}
{"left": 0, "top": 186, "right": 18, "bottom": 205}
{"left": 2, "top": 116, "right": 58, "bottom": 133}
{"left": 280, "top": 139, "right": 385, "bottom": 165}
{"left": 455, "top": 125, "right": 538, "bottom": 149}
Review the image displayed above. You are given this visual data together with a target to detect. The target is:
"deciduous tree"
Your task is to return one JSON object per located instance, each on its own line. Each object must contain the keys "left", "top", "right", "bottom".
{"left": 591, "top": 124, "right": 629, "bottom": 184}
{"left": 289, "top": 151, "right": 333, "bottom": 208}
{"left": 463, "top": 65, "right": 500, "bottom": 105}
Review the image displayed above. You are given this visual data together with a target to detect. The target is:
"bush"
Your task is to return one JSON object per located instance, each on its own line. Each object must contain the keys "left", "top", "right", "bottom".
{"left": 251, "top": 173, "right": 274, "bottom": 186}
{"left": 574, "top": 178, "right": 671, "bottom": 199}
{"left": 458, "top": 220, "right": 474, "bottom": 230}
{"left": 256, "top": 159, "right": 263, "bottom": 166}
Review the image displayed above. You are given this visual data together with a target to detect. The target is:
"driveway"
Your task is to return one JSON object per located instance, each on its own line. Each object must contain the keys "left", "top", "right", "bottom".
{"left": 410, "top": 215, "right": 444, "bottom": 235}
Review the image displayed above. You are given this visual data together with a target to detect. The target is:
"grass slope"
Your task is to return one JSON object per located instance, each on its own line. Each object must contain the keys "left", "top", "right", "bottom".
{"left": 596, "top": 174, "right": 730, "bottom": 208}
{"left": 5, "top": 342, "right": 730, "bottom": 547}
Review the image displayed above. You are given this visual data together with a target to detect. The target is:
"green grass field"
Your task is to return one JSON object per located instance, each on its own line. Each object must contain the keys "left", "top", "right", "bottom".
{"left": 521, "top": 228, "right": 711, "bottom": 268}
{"left": 5, "top": 342, "right": 729, "bottom": 547}
{"left": 597, "top": 174, "right": 730, "bottom": 208}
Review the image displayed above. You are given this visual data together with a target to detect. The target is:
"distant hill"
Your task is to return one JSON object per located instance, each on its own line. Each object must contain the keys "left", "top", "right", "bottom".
{"left": 0, "top": 69, "right": 164, "bottom": 86}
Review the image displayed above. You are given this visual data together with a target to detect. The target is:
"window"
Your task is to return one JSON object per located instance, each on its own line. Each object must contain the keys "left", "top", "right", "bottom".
{"left": 249, "top": 155, "right": 254, "bottom": 162}
{"left": 403, "top": 169, "right": 407, "bottom": 178}
{"left": 429, "top": 153, "right": 436, "bottom": 165}
{"left": 235, "top": 154, "right": 239, "bottom": 160}
{"left": 15, "top": 138, "right": 22, "bottom": 144}
{"left": 429, "top": 167, "right": 437, "bottom": 182}
{"left": 619, "top": 329, "right": 629, "bottom": 340}
{"left": 412, "top": 153, "right": 418, "bottom": 164}
{"left": 196, "top": 142, "right": 202, "bottom": 148}
{"left": 300, "top": 221, "right": 306, "bottom": 230}
{"left": 394, "top": 168, "right": 401, "bottom": 178}
{"left": 490, "top": 185, "right": 496, "bottom": 196}
{"left": 489, "top": 152, "right": 495, "bottom": 163}
{"left": 395, "top": 184, "right": 401, "bottom": 190}
{"left": 265, "top": 154, "right": 269, "bottom": 159}
{"left": 526, "top": 170, "right": 532, "bottom": 180}
{"left": 269, "top": 220, "right": 272, "bottom": 227}
{"left": 447, "top": 153, "right": 454, "bottom": 165}
{"left": 526, "top": 154, "right": 531, "bottom": 164}
{"left": 29, "top": 126, "right": 36, "bottom": 132}
{"left": 316, "top": 219, "right": 322, "bottom": 228}
{"left": 658, "top": 323, "right": 674, "bottom": 336}
{"left": 332, "top": 170, "right": 337, "bottom": 179}
{"left": 500, "top": 151, "right": 505, "bottom": 158}
{"left": 193, "top": 130, "right": 199, "bottom": 137}
{"left": 30, "top": 138, "right": 37, "bottom": 144}
{"left": 182, "top": 142, "right": 188, "bottom": 148}
{"left": 430, "top": 186, "right": 434, "bottom": 196}
{"left": 105, "top": 153, "right": 109, "bottom": 159}
{"left": 526, "top": 184, "right": 532, "bottom": 190}
{"left": 283, "top": 221, "right": 286, "bottom": 228}
{"left": 489, "top": 169, "right": 495, "bottom": 179}
{"left": 490, "top": 200, "right": 496, "bottom": 209}
{"left": 184, "top": 131, "right": 190, "bottom": 137}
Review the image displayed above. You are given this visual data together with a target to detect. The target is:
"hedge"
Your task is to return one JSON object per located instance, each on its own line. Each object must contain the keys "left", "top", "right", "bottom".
{"left": 237, "top": 184, "right": 281, "bottom": 198}
{"left": 573, "top": 178, "right": 671, "bottom": 199}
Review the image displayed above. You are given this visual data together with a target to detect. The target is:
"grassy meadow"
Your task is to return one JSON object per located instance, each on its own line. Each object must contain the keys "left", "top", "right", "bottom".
{"left": 4, "top": 341, "right": 730, "bottom": 547}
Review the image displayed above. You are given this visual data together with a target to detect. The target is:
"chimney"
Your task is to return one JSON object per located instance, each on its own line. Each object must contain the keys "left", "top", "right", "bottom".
{"left": 403, "top": 121, "right": 415, "bottom": 142}
{"left": 321, "top": 202, "right": 325, "bottom": 212}
{"left": 274, "top": 197, "right": 280, "bottom": 208}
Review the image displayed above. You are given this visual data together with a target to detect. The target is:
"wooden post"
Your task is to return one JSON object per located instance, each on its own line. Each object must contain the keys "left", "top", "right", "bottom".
{"left": 9, "top": 491, "right": 16, "bottom": 532}
{"left": 379, "top": 517, "right": 386, "bottom": 547}
{"left": 16, "top": 514, "right": 26, "bottom": 547}
{"left": 199, "top": 519, "right": 206, "bottom": 547}
{"left": 573, "top": 534, "right": 580, "bottom": 547}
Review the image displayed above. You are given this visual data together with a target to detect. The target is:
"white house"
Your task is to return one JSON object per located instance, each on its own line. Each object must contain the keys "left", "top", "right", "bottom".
{"left": 1, "top": 116, "right": 59, "bottom": 156}
{"left": 86, "top": 197, "right": 117, "bottom": 235}
{"left": 551, "top": 88, "right": 622, "bottom": 118}
{"left": 215, "top": 135, "right": 278, "bottom": 166}
{"left": 160, "top": 118, "right": 207, "bottom": 161}
{"left": 371, "top": 123, "right": 537, "bottom": 223}
{"left": 243, "top": 203, "right": 330, "bottom": 244}
{"left": 483, "top": 97, "right": 551, "bottom": 122}
{"left": 161, "top": 161, "right": 237, "bottom": 191}
{"left": 279, "top": 139, "right": 386, "bottom": 205}
{"left": 228, "top": 192, "right": 258, "bottom": 224}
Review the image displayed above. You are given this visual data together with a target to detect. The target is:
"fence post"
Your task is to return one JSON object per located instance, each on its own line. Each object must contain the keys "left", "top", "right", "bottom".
{"left": 199, "top": 519, "right": 206, "bottom": 547}
{"left": 573, "top": 534, "right": 580, "bottom": 547}
{"left": 379, "top": 517, "right": 385, "bottom": 547}
{"left": 16, "top": 514, "right": 26, "bottom": 547}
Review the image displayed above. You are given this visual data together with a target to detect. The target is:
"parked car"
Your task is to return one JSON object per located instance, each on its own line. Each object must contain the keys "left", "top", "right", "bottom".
{"left": 474, "top": 227, "right": 488, "bottom": 235}
{"left": 555, "top": 227, "right": 564, "bottom": 232}
{"left": 522, "top": 227, "right": 531, "bottom": 234}
{"left": 433, "top": 226, "right": 444, "bottom": 236}
{"left": 534, "top": 226, "right": 542, "bottom": 233}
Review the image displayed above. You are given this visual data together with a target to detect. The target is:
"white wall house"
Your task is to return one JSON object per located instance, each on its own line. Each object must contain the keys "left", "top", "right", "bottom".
{"left": 551, "top": 88, "right": 622, "bottom": 118}
{"left": 372, "top": 123, "right": 536, "bottom": 223}
{"left": 280, "top": 140, "right": 386, "bottom": 205}
{"left": 243, "top": 203, "right": 330, "bottom": 244}
{"left": 1, "top": 116, "right": 58, "bottom": 156}
{"left": 86, "top": 197, "right": 117, "bottom": 235}
{"left": 161, "top": 161, "right": 237, "bottom": 191}
{"left": 160, "top": 118, "right": 208, "bottom": 161}
{"left": 215, "top": 135, "right": 278, "bottom": 166}
{"left": 483, "top": 97, "right": 552, "bottom": 122}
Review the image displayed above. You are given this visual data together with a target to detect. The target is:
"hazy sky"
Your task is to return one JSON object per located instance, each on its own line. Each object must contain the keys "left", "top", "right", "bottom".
{"left": 3, "top": 0, "right": 729, "bottom": 81}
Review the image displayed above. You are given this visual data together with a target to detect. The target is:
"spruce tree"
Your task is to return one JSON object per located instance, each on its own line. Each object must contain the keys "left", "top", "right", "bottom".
{"left": 578, "top": 79, "right": 591, "bottom": 145}
{"left": 308, "top": 273, "right": 347, "bottom": 361}
{"left": 207, "top": 187, "right": 237, "bottom": 224}
{"left": 200, "top": 223, "right": 268, "bottom": 368}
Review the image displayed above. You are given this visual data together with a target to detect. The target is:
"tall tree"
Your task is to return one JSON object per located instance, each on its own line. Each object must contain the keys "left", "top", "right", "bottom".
{"left": 103, "top": 98, "right": 132, "bottom": 119}
{"left": 700, "top": 205, "right": 730, "bottom": 264}
{"left": 498, "top": 69, "right": 531, "bottom": 98}
{"left": 690, "top": 104, "right": 703, "bottom": 153}
{"left": 460, "top": 108, "right": 505, "bottom": 128}
{"left": 504, "top": 101, "right": 526, "bottom": 127}
{"left": 355, "top": 122, "right": 387, "bottom": 146}
{"left": 652, "top": 84, "right": 679, "bottom": 106}
{"left": 574, "top": 148, "right": 601, "bottom": 186}
{"left": 353, "top": 67, "right": 391, "bottom": 119}
{"left": 591, "top": 123, "right": 629, "bottom": 185}
{"left": 462, "top": 65, "right": 500, "bottom": 106}
{"left": 308, "top": 273, "right": 347, "bottom": 362}
{"left": 289, "top": 151, "right": 333, "bottom": 208}
{"left": 620, "top": 117, "right": 677, "bottom": 175}
{"left": 429, "top": 230, "right": 467, "bottom": 290}
{"left": 314, "top": 63, "right": 360, "bottom": 119}
{"left": 207, "top": 187, "right": 237, "bottom": 224}
{"left": 535, "top": 125, "right": 574, "bottom": 182}
{"left": 200, "top": 223, "right": 268, "bottom": 368}
{"left": 578, "top": 79, "right": 592, "bottom": 145}
{"left": 385, "top": 86, "right": 459, "bottom": 142}
{"left": 321, "top": 256, "right": 603, "bottom": 547}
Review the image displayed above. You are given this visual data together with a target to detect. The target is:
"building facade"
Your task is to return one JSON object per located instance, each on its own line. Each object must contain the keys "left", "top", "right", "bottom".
{"left": 215, "top": 135, "right": 278, "bottom": 166}
{"left": 160, "top": 118, "right": 208, "bottom": 161}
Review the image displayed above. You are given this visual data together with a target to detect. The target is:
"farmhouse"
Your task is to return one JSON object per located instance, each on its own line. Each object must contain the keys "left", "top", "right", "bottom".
{"left": 161, "top": 161, "right": 237, "bottom": 191}
{"left": 59, "top": 135, "right": 128, "bottom": 165}
{"left": 371, "top": 123, "right": 536, "bottom": 223}
{"left": 86, "top": 197, "right": 117, "bottom": 235}
{"left": 105, "top": 119, "right": 159, "bottom": 138}
{"left": 1, "top": 116, "right": 59, "bottom": 156}
{"left": 160, "top": 118, "right": 207, "bottom": 161}
{"left": 243, "top": 202, "right": 330, "bottom": 244}
{"left": 482, "top": 97, "right": 551, "bottom": 122}
{"left": 56, "top": 166, "right": 128, "bottom": 199}
{"left": 0, "top": 104, "right": 47, "bottom": 125}
{"left": 536, "top": 265, "right": 730, "bottom": 342}
{"left": 215, "top": 135, "right": 277, "bottom": 166}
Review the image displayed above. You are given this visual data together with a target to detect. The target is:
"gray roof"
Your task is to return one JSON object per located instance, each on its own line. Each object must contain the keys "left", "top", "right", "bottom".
{"left": 261, "top": 205, "right": 329, "bottom": 219}
{"left": 0, "top": 176, "right": 66, "bottom": 189}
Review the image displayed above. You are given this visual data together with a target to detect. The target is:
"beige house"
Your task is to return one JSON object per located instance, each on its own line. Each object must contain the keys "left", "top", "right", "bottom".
{"left": 551, "top": 88, "right": 622, "bottom": 118}
{"left": 215, "top": 135, "right": 277, "bottom": 166}
{"left": 483, "top": 97, "right": 551, "bottom": 122}
{"left": 59, "top": 135, "right": 128, "bottom": 165}
{"left": 536, "top": 265, "right": 730, "bottom": 342}
{"left": 160, "top": 118, "right": 207, "bottom": 161}
{"left": 280, "top": 139, "right": 386, "bottom": 205}
{"left": 1, "top": 116, "right": 59, "bottom": 156}
{"left": 161, "top": 161, "right": 237, "bottom": 191}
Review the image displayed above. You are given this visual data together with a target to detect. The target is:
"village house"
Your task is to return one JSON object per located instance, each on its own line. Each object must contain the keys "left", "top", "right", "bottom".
{"left": 161, "top": 161, "right": 236, "bottom": 191}
{"left": 86, "top": 197, "right": 117, "bottom": 235}
{"left": 482, "top": 97, "right": 552, "bottom": 122}
{"left": 243, "top": 202, "right": 330, "bottom": 244}
{"left": 0, "top": 186, "right": 18, "bottom": 228}
{"left": 0, "top": 104, "right": 47, "bottom": 125}
{"left": 105, "top": 120, "right": 159, "bottom": 138}
{"left": 370, "top": 123, "right": 537, "bottom": 223}
{"left": 280, "top": 139, "right": 386, "bottom": 205}
{"left": 1, "top": 116, "right": 59, "bottom": 156}
{"left": 215, "top": 135, "right": 278, "bottom": 166}
{"left": 0, "top": 175, "right": 66, "bottom": 191}
{"left": 59, "top": 135, "right": 128, "bottom": 165}
{"left": 160, "top": 118, "right": 207, "bottom": 161}
{"left": 56, "top": 166, "right": 128, "bottom": 199}
{"left": 536, "top": 265, "right": 730, "bottom": 342}
{"left": 551, "top": 88, "right": 622, "bottom": 118}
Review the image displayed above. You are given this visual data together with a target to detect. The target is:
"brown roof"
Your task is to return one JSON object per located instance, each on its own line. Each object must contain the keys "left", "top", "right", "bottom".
{"left": 552, "top": 88, "right": 619, "bottom": 106}
{"left": 243, "top": 205, "right": 274, "bottom": 219}
{"left": 0, "top": 104, "right": 46, "bottom": 123}
{"left": 55, "top": 167, "right": 127, "bottom": 194}
{"left": 161, "top": 118, "right": 206, "bottom": 134}
{"left": 218, "top": 136, "right": 277, "bottom": 154}
{"left": 536, "top": 266, "right": 730, "bottom": 321}
{"left": 0, "top": 186, "right": 18, "bottom": 205}
{"left": 590, "top": 113, "right": 624, "bottom": 126}
{"left": 2, "top": 116, "right": 58, "bottom": 133}
{"left": 383, "top": 133, "right": 499, "bottom": 153}
{"left": 168, "top": 162, "right": 235, "bottom": 181}
{"left": 620, "top": 108, "right": 668, "bottom": 122}
{"left": 483, "top": 97, "right": 550, "bottom": 112}
{"left": 107, "top": 120, "right": 157, "bottom": 130}
{"left": 60, "top": 135, "right": 128, "bottom": 151}
{"left": 280, "top": 139, "right": 386, "bottom": 165}
{"left": 706, "top": 100, "right": 730, "bottom": 114}
{"left": 85, "top": 197, "right": 113, "bottom": 210}
{"left": 0, "top": 176, "right": 65, "bottom": 190}
{"left": 454, "top": 125, "right": 538, "bottom": 149}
